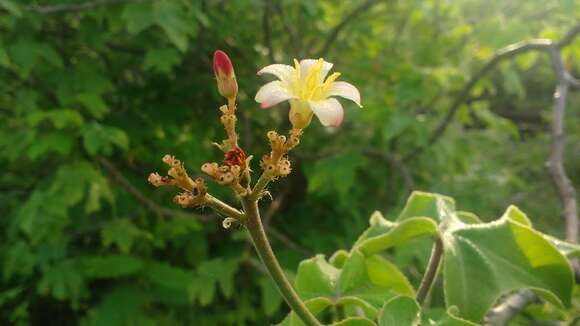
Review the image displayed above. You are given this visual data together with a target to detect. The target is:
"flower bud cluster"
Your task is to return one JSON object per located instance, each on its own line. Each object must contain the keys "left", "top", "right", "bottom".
{"left": 259, "top": 129, "right": 302, "bottom": 178}
{"left": 148, "top": 154, "right": 209, "bottom": 208}
{"left": 202, "top": 162, "right": 241, "bottom": 185}
{"left": 202, "top": 160, "right": 247, "bottom": 195}
{"left": 173, "top": 178, "right": 207, "bottom": 208}
{"left": 215, "top": 105, "right": 239, "bottom": 152}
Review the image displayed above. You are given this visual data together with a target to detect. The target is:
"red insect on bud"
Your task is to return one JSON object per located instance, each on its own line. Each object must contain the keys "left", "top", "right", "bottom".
{"left": 213, "top": 50, "right": 238, "bottom": 100}
{"left": 224, "top": 146, "right": 246, "bottom": 168}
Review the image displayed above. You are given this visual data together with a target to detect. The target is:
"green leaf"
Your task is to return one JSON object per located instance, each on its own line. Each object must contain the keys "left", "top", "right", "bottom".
{"left": 0, "top": 0, "right": 21, "bottom": 16}
{"left": 75, "top": 93, "right": 109, "bottom": 118}
{"left": 85, "top": 177, "right": 114, "bottom": 214}
{"left": 143, "top": 48, "right": 181, "bottom": 73}
{"left": 337, "top": 296, "right": 379, "bottom": 320}
{"left": 9, "top": 40, "right": 40, "bottom": 76}
{"left": 26, "top": 132, "right": 74, "bottom": 160}
{"left": 153, "top": 1, "right": 190, "bottom": 52}
{"left": 82, "top": 122, "right": 129, "bottom": 155}
{"left": 91, "top": 286, "right": 149, "bottom": 326}
{"left": 38, "top": 260, "right": 84, "bottom": 302}
{"left": 364, "top": 254, "right": 415, "bottom": 299}
{"left": 332, "top": 317, "right": 376, "bottom": 326}
{"left": 544, "top": 236, "right": 580, "bottom": 258}
{"left": 296, "top": 255, "right": 338, "bottom": 299}
{"left": 354, "top": 211, "right": 438, "bottom": 256}
{"left": 48, "top": 161, "right": 99, "bottom": 206}
{"left": 443, "top": 216, "right": 573, "bottom": 322}
{"left": 196, "top": 258, "right": 239, "bottom": 301}
{"left": 330, "top": 249, "right": 349, "bottom": 268}
{"left": 0, "top": 287, "right": 24, "bottom": 306}
{"left": 259, "top": 277, "right": 283, "bottom": 316}
{"left": 296, "top": 250, "right": 414, "bottom": 315}
{"left": 432, "top": 307, "right": 479, "bottom": 326}
{"left": 306, "top": 151, "right": 365, "bottom": 199}
{"left": 456, "top": 211, "right": 482, "bottom": 225}
{"left": 144, "top": 261, "right": 194, "bottom": 290}
{"left": 27, "top": 109, "right": 84, "bottom": 129}
{"left": 397, "top": 191, "right": 456, "bottom": 223}
{"left": 82, "top": 255, "right": 144, "bottom": 279}
{"left": 501, "top": 205, "right": 531, "bottom": 226}
{"left": 378, "top": 296, "right": 420, "bottom": 326}
{"left": 122, "top": 2, "right": 155, "bottom": 34}
{"left": 0, "top": 42, "right": 10, "bottom": 67}
{"left": 276, "top": 297, "right": 332, "bottom": 326}
{"left": 102, "top": 219, "right": 152, "bottom": 254}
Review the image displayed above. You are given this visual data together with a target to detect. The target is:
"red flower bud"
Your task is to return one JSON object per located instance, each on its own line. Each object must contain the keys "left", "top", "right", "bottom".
{"left": 213, "top": 50, "right": 238, "bottom": 100}
{"left": 224, "top": 146, "right": 246, "bottom": 168}
{"left": 213, "top": 50, "right": 234, "bottom": 76}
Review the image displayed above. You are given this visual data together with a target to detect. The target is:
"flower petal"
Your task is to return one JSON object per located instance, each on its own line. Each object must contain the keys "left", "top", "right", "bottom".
{"left": 328, "top": 81, "right": 362, "bottom": 107}
{"left": 300, "top": 59, "right": 333, "bottom": 82}
{"left": 255, "top": 81, "right": 294, "bottom": 109}
{"left": 257, "top": 64, "right": 295, "bottom": 82}
{"left": 309, "top": 98, "right": 344, "bottom": 127}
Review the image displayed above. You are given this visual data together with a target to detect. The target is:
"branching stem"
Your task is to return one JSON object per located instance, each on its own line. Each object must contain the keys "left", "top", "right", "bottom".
{"left": 241, "top": 197, "right": 321, "bottom": 326}
{"left": 205, "top": 194, "right": 245, "bottom": 221}
{"left": 250, "top": 172, "right": 273, "bottom": 200}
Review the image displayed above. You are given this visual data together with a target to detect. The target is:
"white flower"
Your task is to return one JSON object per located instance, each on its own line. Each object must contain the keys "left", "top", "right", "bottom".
{"left": 255, "top": 58, "right": 361, "bottom": 128}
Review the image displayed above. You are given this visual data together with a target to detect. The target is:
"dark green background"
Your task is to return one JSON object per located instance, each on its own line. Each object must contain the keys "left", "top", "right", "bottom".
{"left": 1, "top": 0, "right": 579, "bottom": 324}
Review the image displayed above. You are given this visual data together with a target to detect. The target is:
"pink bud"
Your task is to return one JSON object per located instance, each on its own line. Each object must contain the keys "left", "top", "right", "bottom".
{"left": 213, "top": 50, "right": 234, "bottom": 76}
{"left": 213, "top": 50, "right": 238, "bottom": 100}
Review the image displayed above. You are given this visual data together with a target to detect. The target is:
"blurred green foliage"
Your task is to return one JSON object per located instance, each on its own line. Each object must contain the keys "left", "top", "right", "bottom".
{"left": 0, "top": 0, "right": 579, "bottom": 325}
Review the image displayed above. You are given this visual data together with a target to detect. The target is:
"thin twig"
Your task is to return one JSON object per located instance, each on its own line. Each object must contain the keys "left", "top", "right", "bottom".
{"left": 547, "top": 47, "right": 578, "bottom": 244}
{"left": 317, "top": 0, "right": 383, "bottom": 57}
{"left": 484, "top": 290, "right": 538, "bottom": 326}
{"left": 268, "top": 227, "right": 312, "bottom": 256}
{"left": 363, "top": 149, "right": 415, "bottom": 193}
{"left": 96, "top": 156, "right": 212, "bottom": 222}
{"left": 26, "top": 0, "right": 138, "bottom": 14}
{"left": 403, "top": 24, "right": 580, "bottom": 162}
{"left": 554, "top": 24, "right": 580, "bottom": 49}
{"left": 484, "top": 40, "right": 580, "bottom": 325}
{"left": 416, "top": 237, "right": 443, "bottom": 306}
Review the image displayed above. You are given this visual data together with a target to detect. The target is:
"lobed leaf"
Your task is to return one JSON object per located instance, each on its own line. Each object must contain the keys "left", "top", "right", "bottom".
{"left": 378, "top": 296, "right": 420, "bottom": 326}
{"left": 442, "top": 216, "right": 573, "bottom": 322}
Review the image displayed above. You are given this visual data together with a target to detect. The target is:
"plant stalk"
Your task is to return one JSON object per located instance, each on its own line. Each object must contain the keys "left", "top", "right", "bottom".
{"left": 416, "top": 236, "right": 443, "bottom": 306}
{"left": 241, "top": 197, "right": 321, "bottom": 326}
{"left": 250, "top": 172, "right": 272, "bottom": 200}
{"left": 206, "top": 194, "right": 245, "bottom": 221}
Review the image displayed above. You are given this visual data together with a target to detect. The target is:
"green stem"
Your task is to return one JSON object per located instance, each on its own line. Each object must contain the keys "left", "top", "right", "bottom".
{"left": 241, "top": 197, "right": 321, "bottom": 326}
{"left": 206, "top": 194, "right": 245, "bottom": 222}
{"left": 250, "top": 172, "right": 272, "bottom": 200}
{"left": 416, "top": 237, "right": 443, "bottom": 306}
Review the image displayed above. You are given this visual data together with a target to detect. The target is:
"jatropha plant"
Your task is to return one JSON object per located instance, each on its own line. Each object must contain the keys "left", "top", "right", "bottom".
{"left": 148, "top": 51, "right": 579, "bottom": 326}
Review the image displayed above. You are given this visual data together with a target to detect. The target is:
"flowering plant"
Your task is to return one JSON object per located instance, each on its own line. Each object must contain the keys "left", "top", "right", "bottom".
{"left": 147, "top": 51, "right": 579, "bottom": 326}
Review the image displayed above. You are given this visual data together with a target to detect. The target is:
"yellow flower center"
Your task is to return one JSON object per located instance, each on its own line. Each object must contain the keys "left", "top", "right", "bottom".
{"left": 291, "top": 58, "right": 340, "bottom": 102}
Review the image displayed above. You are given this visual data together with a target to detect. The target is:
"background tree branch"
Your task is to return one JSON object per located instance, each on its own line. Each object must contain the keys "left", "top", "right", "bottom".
{"left": 25, "top": 0, "right": 139, "bottom": 14}
{"left": 483, "top": 32, "right": 580, "bottom": 325}
{"left": 317, "top": 0, "right": 383, "bottom": 57}
{"left": 403, "top": 24, "right": 580, "bottom": 162}
{"left": 547, "top": 47, "right": 578, "bottom": 244}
